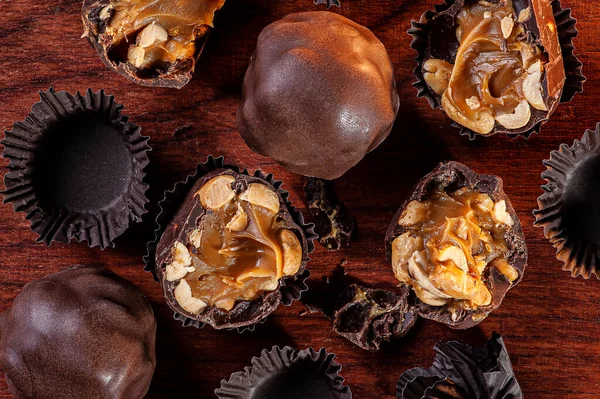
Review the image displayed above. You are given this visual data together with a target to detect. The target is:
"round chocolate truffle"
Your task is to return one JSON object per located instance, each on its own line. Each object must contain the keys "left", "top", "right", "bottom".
{"left": 0, "top": 266, "right": 156, "bottom": 399}
{"left": 237, "top": 11, "right": 400, "bottom": 180}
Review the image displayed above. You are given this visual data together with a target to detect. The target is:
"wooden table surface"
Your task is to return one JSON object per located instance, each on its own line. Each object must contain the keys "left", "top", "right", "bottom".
{"left": 1, "top": 0, "right": 598, "bottom": 398}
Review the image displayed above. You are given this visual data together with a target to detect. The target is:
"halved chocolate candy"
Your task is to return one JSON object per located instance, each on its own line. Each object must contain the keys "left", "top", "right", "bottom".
{"left": 155, "top": 169, "right": 310, "bottom": 329}
{"left": 82, "top": 0, "right": 225, "bottom": 88}
{"left": 412, "top": 0, "right": 569, "bottom": 137}
{"left": 385, "top": 162, "right": 527, "bottom": 328}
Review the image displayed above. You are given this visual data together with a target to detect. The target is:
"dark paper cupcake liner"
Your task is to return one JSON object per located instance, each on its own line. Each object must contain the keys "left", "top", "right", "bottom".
{"left": 408, "top": 0, "right": 585, "bottom": 139}
{"left": 215, "top": 346, "right": 351, "bottom": 399}
{"left": 534, "top": 123, "right": 600, "bottom": 279}
{"left": 396, "top": 333, "right": 522, "bottom": 398}
{"left": 143, "top": 155, "right": 316, "bottom": 331}
{"left": 1, "top": 88, "right": 150, "bottom": 249}
{"left": 314, "top": 0, "right": 341, "bottom": 7}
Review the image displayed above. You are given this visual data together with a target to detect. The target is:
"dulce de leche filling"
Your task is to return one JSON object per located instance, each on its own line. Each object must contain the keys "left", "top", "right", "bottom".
{"left": 100, "top": 0, "right": 225, "bottom": 69}
{"left": 423, "top": 0, "right": 549, "bottom": 134}
{"left": 165, "top": 175, "right": 302, "bottom": 314}
{"left": 391, "top": 187, "right": 519, "bottom": 314}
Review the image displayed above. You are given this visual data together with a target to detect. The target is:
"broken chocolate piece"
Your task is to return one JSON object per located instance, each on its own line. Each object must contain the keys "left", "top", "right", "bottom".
{"left": 0, "top": 266, "right": 156, "bottom": 399}
{"left": 304, "top": 178, "right": 356, "bottom": 250}
{"left": 386, "top": 162, "right": 527, "bottom": 329}
{"left": 396, "top": 333, "right": 523, "bottom": 398}
{"left": 332, "top": 284, "right": 417, "bottom": 352}
{"left": 82, "top": 0, "right": 226, "bottom": 88}
{"left": 237, "top": 11, "right": 399, "bottom": 179}
{"left": 411, "top": 0, "right": 570, "bottom": 137}
{"left": 155, "top": 168, "right": 310, "bottom": 329}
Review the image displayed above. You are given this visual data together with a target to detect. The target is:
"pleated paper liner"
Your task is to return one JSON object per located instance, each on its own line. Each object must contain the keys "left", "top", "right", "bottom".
{"left": 396, "top": 333, "right": 522, "bottom": 398}
{"left": 215, "top": 346, "right": 351, "bottom": 399}
{"left": 1, "top": 88, "right": 150, "bottom": 249}
{"left": 408, "top": 0, "right": 585, "bottom": 139}
{"left": 534, "top": 124, "right": 600, "bottom": 279}
{"left": 143, "top": 155, "right": 316, "bottom": 332}
{"left": 314, "top": 0, "right": 341, "bottom": 7}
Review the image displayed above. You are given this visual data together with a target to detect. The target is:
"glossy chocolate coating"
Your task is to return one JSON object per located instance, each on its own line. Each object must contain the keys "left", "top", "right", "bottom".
{"left": 237, "top": 11, "right": 400, "bottom": 180}
{"left": 0, "top": 266, "right": 156, "bottom": 399}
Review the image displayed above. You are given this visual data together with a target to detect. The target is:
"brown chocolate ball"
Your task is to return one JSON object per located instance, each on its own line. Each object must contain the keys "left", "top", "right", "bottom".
{"left": 237, "top": 11, "right": 400, "bottom": 180}
{"left": 0, "top": 266, "right": 156, "bottom": 399}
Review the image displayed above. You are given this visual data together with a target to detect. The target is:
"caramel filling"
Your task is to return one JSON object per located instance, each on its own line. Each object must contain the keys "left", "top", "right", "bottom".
{"left": 391, "top": 188, "right": 518, "bottom": 312}
{"left": 165, "top": 176, "right": 302, "bottom": 314}
{"left": 100, "top": 0, "right": 225, "bottom": 69}
{"left": 424, "top": 0, "right": 547, "bottom": 134}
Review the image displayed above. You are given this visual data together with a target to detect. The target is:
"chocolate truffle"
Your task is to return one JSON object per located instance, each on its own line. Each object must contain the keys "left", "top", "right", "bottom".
{"left": 0, "top": 266, "right": 156, "bottom": 399}
{"left": 385, "top": 162, "right": 527, "bottom": 328}
{"left": 412, "top": 0, "right": 568, "bottom": 137}
{"left": 237, "top": 11, "right": 400, "bottom": 180}
{"left": 155, "top": 169, "right": 310, "bottom": 329}
{"left": 82, "top": 0, "right": 226, "bottom": 88}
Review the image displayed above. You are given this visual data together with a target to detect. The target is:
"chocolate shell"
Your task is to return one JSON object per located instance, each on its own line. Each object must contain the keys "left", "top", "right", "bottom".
{"left": 1, "top": 88, "right": 150, "bottom": 249}
{"left": 332, "top": 284, "right": 417, "bottom": 352}
{"left": 215, "top": 346, "right": 351, "bottom": 399}
{"left": 0, "top": 266, "right": 156, "bottom": 399}
{"left": 82, "top": 0, "right": 225, "bottom": 88}
{"left": 237, "top": 11, "right": 399, "bottom": 180}
{"left": 409, "top": 0, "right": 585, "bottom": 138}
{"left": 385, "top": 161, "right": 527, "bottom": 329}
{"left": 304, "top": 178, "right": 356, "bottom": 250}
{"left": 534, "top": 123, "right": 600, "bottom": 279}
{"left": 396, "top": 333, "right": 522, "bottom": 398}
{"left": 145, "top": 156, "right": 315, "bottom": 331}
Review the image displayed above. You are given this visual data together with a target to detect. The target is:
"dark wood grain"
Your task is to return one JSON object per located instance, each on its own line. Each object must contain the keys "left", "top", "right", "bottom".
{"left": 0, "top": 0, "right": 597, "bottom": 398}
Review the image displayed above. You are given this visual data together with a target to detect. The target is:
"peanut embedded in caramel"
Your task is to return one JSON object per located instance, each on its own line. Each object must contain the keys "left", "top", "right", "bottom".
{"left": 423, "top": 0, "right": 556, "bottom": 134}
{"left": 100, "top": 0, "right": 225, "bottom": 71}
{"left": 165, "top": 175, "right": 302, "bottom": 313}
{"left": 391, "top": 187, "right": 518, "bottom": 312}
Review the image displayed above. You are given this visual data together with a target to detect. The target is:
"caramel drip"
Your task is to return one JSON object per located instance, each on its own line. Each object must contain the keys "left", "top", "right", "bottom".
{"left": 185, "top": 201, "right": 285, "bottom": 310}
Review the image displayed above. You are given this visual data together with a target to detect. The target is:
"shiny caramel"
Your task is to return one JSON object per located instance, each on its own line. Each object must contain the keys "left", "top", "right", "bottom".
{"left": 105, "top": 0, "right": 225, "bottom": 68}
{"left": 425, "top": 0, "right": 545, "bottom": 134}
{"left": 166, "top": 176, "right": 302, "bottom": 313}
{"left": 392, "top": 187, "right": 515, "bottom": 311}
